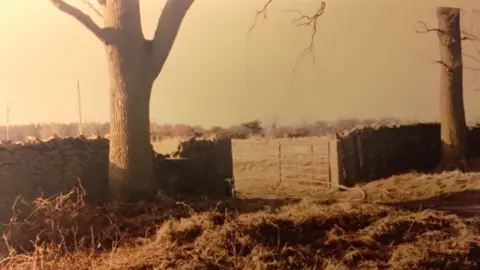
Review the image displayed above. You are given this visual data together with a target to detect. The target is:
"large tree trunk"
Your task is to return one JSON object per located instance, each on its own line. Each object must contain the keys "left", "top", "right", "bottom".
{"left": 107, "top": 77, "right": 156, "bottom": 202}
{"left": 436, "top": 7, "right": 469, "bottom": 172}
{"left": 51, "top": 0, "right": 194, "bottom": 202}
{"left": 104, "top": 1, "right": 156, "bottom": 202}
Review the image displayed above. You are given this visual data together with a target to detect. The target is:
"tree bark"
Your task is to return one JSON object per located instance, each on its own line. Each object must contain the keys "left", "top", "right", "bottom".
{"left": 104, "top": 1, "right": 156, "bottom": 202}
{"left": 436, "top": 7, "right": 469, "bottom": 172}
{"left": 106, "top": 76, "right": 156, "bottom": 202}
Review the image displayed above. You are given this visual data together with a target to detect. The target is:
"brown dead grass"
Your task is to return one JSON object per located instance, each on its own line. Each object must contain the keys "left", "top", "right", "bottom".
{"left": 1, "top": 172, "right": 480, "bottom": 269}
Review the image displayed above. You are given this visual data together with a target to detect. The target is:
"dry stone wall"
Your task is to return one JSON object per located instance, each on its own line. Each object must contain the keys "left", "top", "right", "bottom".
{"left": 0, "top": 136, "right": 109, "bottom": 222}
{"left": 156, "top": 137, "right": 233, "bottom": 197}
{"left": 339, "top": 123, "right": 480, "bottom": 184}
{"left": 0, "top": 136, "right": 232, "bottom": 222}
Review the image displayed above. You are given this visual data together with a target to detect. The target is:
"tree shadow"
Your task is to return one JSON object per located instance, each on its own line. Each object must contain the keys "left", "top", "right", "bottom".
{"left": 417, "top": 249, "right": 480, "bottom": 269}
{"left": 193, "top": 197, "right": 302, "bottom": 215}
{"left": 380, "top": 189, "right": 480, "bottom": 217}
{"left": 105, "top": 196, "right": 303, "bottom": 222}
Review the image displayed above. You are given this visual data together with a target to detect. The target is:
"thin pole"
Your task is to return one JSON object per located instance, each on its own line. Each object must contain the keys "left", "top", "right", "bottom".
{"left": 77, "top": 80, "right": 83, "bottom": 135}
{"left": 245, "top": 38, "right": 248, "bottom": 95}
{"left": 278, "top": 144, "right": 283, "bottom": 183}
{"left": 6, "top": 102, "right": 10, "bottom": 141}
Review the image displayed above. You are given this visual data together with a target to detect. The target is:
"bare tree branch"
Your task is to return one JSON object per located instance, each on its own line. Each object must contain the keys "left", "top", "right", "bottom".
{"left": 461, "top": 30, "right": 479, "bottom": 41}
{"left": 463, "top": 52, "right": 480, "bottom": 64}
{"left": 416, "top": 19, "right": 480, "bottom": 71}
{"left": 415, "top": 20, "right": 476, "bottom": 41}
{"left": 249, "top": 1, "right": 327, "bottom": 73}
{"left": 414, "top": 20, "right": 443, "bottom": 34}
{"left": 417, "top": 11, "right": 480, "bottom": 91}
{"left": 282, "top": 2, "right": 326, "bottom": 72}
{"left": 247, "top": 0, "right": 273, "bottom": 35}
{"left": 420, "top": 53, "right": 477, "bottom": 72}
{"left": 80, "top": 0, "right": 103, "bottom": 18}
{"left": 150, "top": 0, "right": 195, "bottom": 78}
{"left": 431, "top": 59, "right": 451, "bottom": 70}
{"left": 50, "top": 0, "right": 109, "bottom": 44}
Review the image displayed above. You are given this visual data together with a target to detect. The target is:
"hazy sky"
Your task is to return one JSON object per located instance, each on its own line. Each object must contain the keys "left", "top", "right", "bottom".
{"left": 1, "top": 0, "right": 480, "bottom": 127}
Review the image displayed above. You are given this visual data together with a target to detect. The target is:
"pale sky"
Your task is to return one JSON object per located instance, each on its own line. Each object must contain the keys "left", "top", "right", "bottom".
{"left": 1, "top": 0, "right": 480, "bottom": 127}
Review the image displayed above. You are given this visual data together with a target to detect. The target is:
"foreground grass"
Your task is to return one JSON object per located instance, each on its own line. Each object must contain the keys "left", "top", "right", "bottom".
{"left": 0, "top": 182, "right": 479, "bottom": 270}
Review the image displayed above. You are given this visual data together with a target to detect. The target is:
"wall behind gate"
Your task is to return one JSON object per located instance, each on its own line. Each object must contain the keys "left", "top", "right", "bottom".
{"left": 339, "top": 123, "right": 480, "bottom": 185}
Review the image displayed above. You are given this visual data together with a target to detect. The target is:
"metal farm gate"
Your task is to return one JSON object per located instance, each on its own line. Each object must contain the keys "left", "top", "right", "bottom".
{"left": 232, "top": 137, "right": 339, "bottom": 190}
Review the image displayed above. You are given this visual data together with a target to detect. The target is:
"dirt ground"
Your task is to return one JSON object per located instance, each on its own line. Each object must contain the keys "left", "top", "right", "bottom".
{"left": 1, "top": 171, "right": 480, "bottom": 269}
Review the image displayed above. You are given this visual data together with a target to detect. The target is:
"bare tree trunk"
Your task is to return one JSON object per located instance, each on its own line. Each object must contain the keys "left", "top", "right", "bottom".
{"left": 436, "top": 7, "right": 469, "bottom": 172}
{"left": 105, "top": 1, "right": 156, "bottom": 202}
{"left": 107, "top": 76, "right": 155, "bottom": 202}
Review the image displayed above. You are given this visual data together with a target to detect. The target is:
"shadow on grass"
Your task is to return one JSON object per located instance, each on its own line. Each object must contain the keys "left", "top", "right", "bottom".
{"left": 0, "top": 186, "right": 302, "bottom": 256}
{"left": 418, "top": 248, "right": 480, "bottom": 269}
{"left": 114, "top": 196, "right": 303, "bottom": 219}
{"left": 380, "top": 189, "right": 480, "bottom": 217}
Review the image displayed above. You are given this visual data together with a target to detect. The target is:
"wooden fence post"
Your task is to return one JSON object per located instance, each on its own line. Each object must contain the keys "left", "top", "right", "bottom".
{"left": 310, "top": 144, "right": 314, "bottom": 181}
{"left": 278, "top": 144, "right": 283, "bottom": 183}
{"left": 329, "top": 133, "right": 346, "bottom": 189}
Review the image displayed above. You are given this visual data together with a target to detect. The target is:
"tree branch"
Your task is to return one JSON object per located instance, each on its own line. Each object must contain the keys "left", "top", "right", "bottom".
{"left": 249, "top": 1, "right": 327, "bottom": 73}
{"left": 416, "top": 17, "right": 480, "bottom": 73}
{"left": 463, "top": 52, "right": 480, "bottom": 64}
{"left": 80, "top": 0, "right": 103, "bottom": 18}
{"left": 414, "top": 20, "right": 478, "bottom": 41}
{"left": 435, "top": 60, "right": 452, "bottom": 70}
{"left": 150, "top": 0, "right": 195, "bottom": 78}
{"left": 247, "top": 0, "right": 273, "bottom": 35}
{"left": 50, "top": 0, "right": 108, "bottom": 44}
{"left": 282, "top": 2, "right": 326, "bottom": 72}
{"left": 461, "top": 30, "right": 479, "bottom": 41}
{"left": 414, "top": 20, "right": 443, "bottom": 34}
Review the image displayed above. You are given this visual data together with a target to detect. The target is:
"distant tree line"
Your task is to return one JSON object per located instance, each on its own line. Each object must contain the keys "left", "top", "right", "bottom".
{"left": 0, "top": 117, "right": 417, "bottom": 142}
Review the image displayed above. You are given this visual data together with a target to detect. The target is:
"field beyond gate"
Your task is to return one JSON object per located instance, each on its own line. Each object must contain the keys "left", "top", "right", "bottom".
{"left": 232, "top": 136, "right": 339, "bottom": 193}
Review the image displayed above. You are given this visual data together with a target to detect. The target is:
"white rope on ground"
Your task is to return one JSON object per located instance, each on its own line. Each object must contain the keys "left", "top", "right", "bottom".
{"left": 327, "top": 183, "right": 367, "bottom": 201}
{"left": 284, "top": 181, "right": 367, "bottom": 201}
